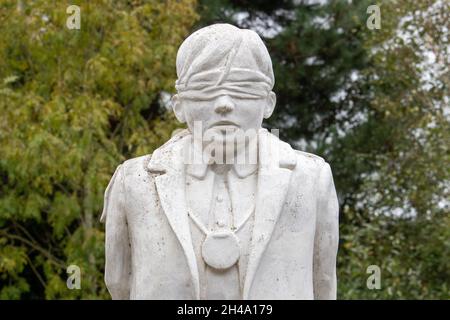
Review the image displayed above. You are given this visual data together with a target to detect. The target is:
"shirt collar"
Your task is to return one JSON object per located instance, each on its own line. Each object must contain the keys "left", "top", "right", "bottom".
{"left": 185, "top": 138, "right": 258, "bottom": 180}
{"left": 186, "top": 162, "right": 257, "bottom": 180}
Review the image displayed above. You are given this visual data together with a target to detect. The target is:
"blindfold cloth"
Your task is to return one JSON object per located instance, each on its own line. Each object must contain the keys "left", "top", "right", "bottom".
{"left": 175, "top": 24, "right": 275, "bottom": 100}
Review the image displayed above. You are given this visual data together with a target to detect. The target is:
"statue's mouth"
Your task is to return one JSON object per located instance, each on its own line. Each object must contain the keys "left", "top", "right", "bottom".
{"left": 210, "top": 120, "right": 239, "bottom": 129}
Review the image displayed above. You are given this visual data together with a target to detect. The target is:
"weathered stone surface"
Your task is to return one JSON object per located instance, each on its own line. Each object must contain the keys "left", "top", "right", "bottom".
{"left": 102, "top": 23, "right": 339, "bottom": 300}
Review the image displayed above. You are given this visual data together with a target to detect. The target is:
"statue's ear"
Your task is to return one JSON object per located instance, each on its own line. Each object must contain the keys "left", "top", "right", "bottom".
{"left": 263, "top": 91, "right": 276, "bottom": 119}
{"left": 171, "top": 94, "right": 186, "bottom": 123}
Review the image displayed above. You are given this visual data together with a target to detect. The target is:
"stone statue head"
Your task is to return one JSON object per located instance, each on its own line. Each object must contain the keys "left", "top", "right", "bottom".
{"left": 171, "top": 24, "right": 276, "bottom": 140}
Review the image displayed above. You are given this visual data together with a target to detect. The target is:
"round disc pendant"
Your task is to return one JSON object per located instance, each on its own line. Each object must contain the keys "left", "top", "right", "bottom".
{"left": 201, "top": 230, "right": 240, "bottom": 270}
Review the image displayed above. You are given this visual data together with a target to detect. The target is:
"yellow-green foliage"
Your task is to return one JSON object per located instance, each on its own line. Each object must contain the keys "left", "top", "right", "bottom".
{"left": 0, "top": 0, "right": 197, "bottom": 299}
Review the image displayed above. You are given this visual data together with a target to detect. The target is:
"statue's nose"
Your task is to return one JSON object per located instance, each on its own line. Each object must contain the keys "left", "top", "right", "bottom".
{"left": 214, "top": 96, "right": 235, "bottom": 115}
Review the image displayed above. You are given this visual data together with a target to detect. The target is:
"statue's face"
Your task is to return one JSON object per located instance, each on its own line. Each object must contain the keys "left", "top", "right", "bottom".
{"left": 174, "top": 92, "right": 276, "bottom": 143}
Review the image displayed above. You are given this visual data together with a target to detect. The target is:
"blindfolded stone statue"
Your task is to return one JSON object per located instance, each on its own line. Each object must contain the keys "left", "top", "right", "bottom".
{"left": 101, "top": 23, "right": 339, "bottom": 300}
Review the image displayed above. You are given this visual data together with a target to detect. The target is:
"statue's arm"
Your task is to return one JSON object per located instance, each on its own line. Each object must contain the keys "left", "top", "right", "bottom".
{"left": 313, "top": 162, "right": 339, "bottom": 300}
{"left": 101, "top": 164, "right": 131, "bottom": 299}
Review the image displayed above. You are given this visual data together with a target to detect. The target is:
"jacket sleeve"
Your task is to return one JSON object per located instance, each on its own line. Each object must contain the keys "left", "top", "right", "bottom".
{"left": 100, "top": 164, "right": 131, "bottom": 299}
{"left": 313, "top": 161, "right": 339, "bottom": 300}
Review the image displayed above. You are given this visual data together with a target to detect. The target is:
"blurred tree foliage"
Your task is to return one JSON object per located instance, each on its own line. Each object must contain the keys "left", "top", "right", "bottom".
{"left": 335, "top": 0, "right": 449, "bottom": 299}
{"left": 197, "top": 0, "right": 449, "bottom": 298}
{"left": 0, "top": 0, "right": 197, "bottom": 299}
{"left": 0, "top": 0, "right": 448, "bottom": 299}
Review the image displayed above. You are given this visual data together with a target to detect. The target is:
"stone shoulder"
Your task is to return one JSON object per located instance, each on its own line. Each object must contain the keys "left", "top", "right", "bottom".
{"left": 121, "top": 154, "right": 153, "bottom": 181}
{"left": 294, "top": 149, "right": 325, "bottom": 164}
{"left": 292, "top": 149, "right": 328, "bottom": 174}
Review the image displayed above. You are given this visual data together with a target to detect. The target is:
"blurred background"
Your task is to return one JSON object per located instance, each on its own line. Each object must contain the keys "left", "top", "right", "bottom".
{"left": 0, "top": 0, "right": 448, "bottom": 299}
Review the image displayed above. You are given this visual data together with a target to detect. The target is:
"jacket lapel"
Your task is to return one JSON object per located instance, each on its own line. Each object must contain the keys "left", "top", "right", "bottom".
{"left": 147, "top": 132, "right": 201, "bottom": 300}
{"left": 243, "top": 130, "right": 297, "bottom": 299}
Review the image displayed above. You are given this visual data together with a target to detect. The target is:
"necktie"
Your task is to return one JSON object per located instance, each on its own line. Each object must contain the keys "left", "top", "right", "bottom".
{"left": 204, "top": 165, "right": 241, "bottom": 299}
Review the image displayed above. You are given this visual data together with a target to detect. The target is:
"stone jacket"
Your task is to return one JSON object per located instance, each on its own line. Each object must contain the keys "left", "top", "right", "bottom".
{"left": 101, "top": 129, "right": 339, "bottom": 300}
